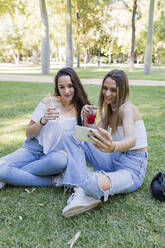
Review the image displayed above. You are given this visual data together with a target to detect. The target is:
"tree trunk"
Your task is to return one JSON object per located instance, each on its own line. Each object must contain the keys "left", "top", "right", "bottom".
{"left": 13, "top": 50, "right": 20, "bottom": 64}
{"left": 97, "top": 49, "right": 101, "bottom": 67}
{"left": 66, "top": 0, "right": 73, "bottom": 68}
{"left": 76, "top": 10, "right": 80, "bottom": 68}
{"left": 108, "top": 28, "right": 117, "bottom": 64}
{"left": 129, "top": 0, "right": 137, "bottom": 72}
{"left": 32, "top": 49, "right": 39, "bottom": 65}
{"left": 77, "top": 43, "right": 80, "bottom": 68}
{"left": 39, "top": 0, "right": 50, "bottom": 74}
{"left": 144, "top": 0, "right": 155, "bottom": 75}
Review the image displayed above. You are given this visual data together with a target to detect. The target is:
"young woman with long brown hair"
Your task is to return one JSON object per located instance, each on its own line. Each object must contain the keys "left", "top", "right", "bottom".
{"left": 0, "top": 67, "right": 90, "bottom": 188}
{"left": 61, "top": 69, "right": 148, "bottom": 217}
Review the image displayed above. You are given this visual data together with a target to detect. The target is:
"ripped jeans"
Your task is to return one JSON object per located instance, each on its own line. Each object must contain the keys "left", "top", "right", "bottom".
{"left": 0, "top": 138, "right": 67, "bottom": 186}
{"left": 82, "top": 142, "right": 148, "bottom": 201}
{"left": 62, "top": 132, "right": 148, "bottom": 201}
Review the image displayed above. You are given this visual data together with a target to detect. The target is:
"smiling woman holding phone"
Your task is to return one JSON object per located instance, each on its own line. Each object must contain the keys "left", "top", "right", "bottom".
{"left": 61, "top": 69, "right": 148, "bottom": 218}
{"left": 0, "top": 67, "right": 90, "bottom": 188}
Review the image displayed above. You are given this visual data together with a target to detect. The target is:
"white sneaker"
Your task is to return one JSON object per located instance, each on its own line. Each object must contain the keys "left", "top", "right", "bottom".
{"left": 62, "top": 187, "right": 101, "bottom": 218}
{"left": 0, "top": 181, "right": 6, "bottom": 189}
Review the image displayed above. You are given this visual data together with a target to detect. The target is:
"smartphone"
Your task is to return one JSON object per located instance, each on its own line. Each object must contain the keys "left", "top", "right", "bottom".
{"left": 74, "top": 125, "right": 98, "bottom": 143}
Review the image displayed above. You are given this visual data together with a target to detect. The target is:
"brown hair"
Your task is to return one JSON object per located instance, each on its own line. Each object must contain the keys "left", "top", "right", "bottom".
{"left": 98, "top": 70, "right": 129, "bottom": 133}
{"left": 54, "top": 67, "right": 90, "bottom": 125}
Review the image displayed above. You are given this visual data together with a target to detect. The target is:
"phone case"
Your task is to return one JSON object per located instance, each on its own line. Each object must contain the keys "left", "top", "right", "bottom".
{"left": 74, "top": 125, "right": 96, "bottom": 143}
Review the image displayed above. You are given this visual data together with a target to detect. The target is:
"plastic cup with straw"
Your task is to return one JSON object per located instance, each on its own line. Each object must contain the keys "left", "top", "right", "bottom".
{"left": 48, "top": 92, "right": 61, "bottom": 116}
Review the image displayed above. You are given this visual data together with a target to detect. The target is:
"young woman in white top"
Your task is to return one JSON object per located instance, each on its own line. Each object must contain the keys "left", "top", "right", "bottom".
{"left": 0, "top": 67, "right": 90, "bottom": 188}
{"left": 61, "top": 69, "right": 148, "bottom": 218}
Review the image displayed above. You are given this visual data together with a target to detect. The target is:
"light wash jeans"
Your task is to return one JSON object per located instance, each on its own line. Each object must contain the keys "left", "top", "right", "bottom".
{"left": 0, "top": 138, "right": 67, "bottom": 186}
{"left": 62, "top": 131, "right": 148, "bottom": 200}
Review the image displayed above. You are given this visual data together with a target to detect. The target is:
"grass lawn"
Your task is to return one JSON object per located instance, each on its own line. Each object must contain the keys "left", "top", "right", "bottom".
{"left": 0, "top": 64, "right": 165, "bottom": 81}
{"left": 75, "top": 67, "right": 165, "bottom": 81}
{"left": 0, "top": 82, "right": 165, "bottom": 248}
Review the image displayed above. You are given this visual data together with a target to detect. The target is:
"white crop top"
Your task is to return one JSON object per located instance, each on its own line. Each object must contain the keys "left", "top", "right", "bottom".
{"left": 31, "top": 102, "right": 77, "bottom": 154}
{"left": 109, "top": 120, "right": 147, "bottom": 150}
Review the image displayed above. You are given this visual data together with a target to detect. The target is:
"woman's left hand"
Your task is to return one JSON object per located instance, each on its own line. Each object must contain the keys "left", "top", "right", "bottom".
{"left": 89, "top": 127, "right": 115, "bottom": 153}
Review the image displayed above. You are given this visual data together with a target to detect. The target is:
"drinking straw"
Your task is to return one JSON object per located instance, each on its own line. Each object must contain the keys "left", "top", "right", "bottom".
{"left": 48, "top": 92, "right": 54, "bottom": 108}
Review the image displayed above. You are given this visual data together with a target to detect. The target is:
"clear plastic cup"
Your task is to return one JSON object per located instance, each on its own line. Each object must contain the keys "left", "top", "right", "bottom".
{"left": 87, "top": 105, "right": 97, "bottom": 124}
{"left": 48, "top": 101, "right": 61, "bottom": 120}
{"left": 53, "top": 101, "right": 61, "bottom": 114}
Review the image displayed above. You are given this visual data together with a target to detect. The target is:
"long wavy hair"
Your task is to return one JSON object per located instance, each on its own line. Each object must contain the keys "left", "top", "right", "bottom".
{"left": 98, "top": 70, "right": 129, "bottom": 133}
{"left": 54, "top": 67, "right": 90, "bottom": 126}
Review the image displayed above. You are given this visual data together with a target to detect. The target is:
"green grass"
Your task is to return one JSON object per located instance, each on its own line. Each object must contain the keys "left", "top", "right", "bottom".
{"left": 75, "top": 67, "right": 165, "bottom": 81}
{"left": 0, "top": 82, "right": 165, "bottom": 248}
{"left": 0, "top": 64, "right": 165, "bottom": 81}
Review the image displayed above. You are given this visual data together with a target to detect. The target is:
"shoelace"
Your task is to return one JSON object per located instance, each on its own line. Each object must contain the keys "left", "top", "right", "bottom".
{"left": 67, "top": 191, "right": 79, "bottom": 205}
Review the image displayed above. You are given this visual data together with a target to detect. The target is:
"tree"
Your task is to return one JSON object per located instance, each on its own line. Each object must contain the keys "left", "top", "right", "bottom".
{"left": 66, "top": 0, "right": 73, "bottom": 68}
{"left": 0, "top": 0, "right": 26, "bottom": 15}
{"left": 74, "top": 0, "right": 81, "bottom": 68}
{"left": 128, "top": 0, "right": 137, "bottom": 71}
{"left": 144, "top": 0, "right": 155, "bottom": 74}
{"left": 39, "top": 0, "right": 50, "bottom": 74}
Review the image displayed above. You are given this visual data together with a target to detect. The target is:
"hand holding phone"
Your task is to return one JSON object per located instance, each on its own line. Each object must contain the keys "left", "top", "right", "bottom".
{"left": 74, "top": 125, "right": 98, "bottom": 143}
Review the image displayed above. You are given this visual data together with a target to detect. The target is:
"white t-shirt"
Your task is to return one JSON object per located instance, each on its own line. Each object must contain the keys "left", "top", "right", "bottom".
{"left": 31, "top": 102, "right": 77, "bottom": 154}
{"left": 109, "top": 120, "right": 147, "bottom": 150}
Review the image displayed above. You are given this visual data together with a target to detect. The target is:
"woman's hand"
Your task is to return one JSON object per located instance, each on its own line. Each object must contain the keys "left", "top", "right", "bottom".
{"left": 42, "top": 107, "right": 60, "bottom": 124}
{"left": 81, "top": 105, "right": 91, "bottom": 121}
{"left": 89, "top": 127, "right": 115, "bottom": 153}
{"left": 81, "top": 105, "right": 97, "bottom": 126}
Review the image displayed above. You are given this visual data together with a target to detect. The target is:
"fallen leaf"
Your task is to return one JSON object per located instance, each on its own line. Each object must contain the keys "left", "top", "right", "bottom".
{"left": 68, "top": 231, "right": 81, "bottom": 248}
{"left": 18, "top": 216, "right": 23, "bottom": 221}
{"left": 25, "top": 188, "right": 35, "bottom": 194}
{"left": 38, "top": 203, "right": 44, "bottom": 206}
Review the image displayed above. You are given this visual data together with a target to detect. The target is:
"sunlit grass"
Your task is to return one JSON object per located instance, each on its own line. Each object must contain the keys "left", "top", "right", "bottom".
{"left": 0, "top": 64, "right": 165, "bottom": 81}
{"left": 0, "top": 82, "right": 165, "bottom": 247}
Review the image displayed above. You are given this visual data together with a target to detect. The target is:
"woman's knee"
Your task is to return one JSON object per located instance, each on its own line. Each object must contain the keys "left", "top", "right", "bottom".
{"left": 82, "top": 172, "right": 111, "bottom": 200}
{"left": 0, "top": 165, "right": 11, "bottom": 181}
{"left": 98, "top": 173, "right": 110, "bottom": 191}
{"left": 50, "top": 151, "right": 68, "bottom": 170}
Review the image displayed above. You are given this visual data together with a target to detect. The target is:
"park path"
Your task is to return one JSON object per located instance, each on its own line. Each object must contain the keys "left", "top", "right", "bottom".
{"left": 0, "top": 73, "right": 165, "bottom": 86}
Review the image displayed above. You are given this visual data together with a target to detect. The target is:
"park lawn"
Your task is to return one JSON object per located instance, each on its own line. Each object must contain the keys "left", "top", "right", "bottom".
{"left": 46, "top": 67, "right": 165, "bottom": 81}
{"left": 75, "top": 67, "right": 165, "bottom": 81}
{"left": 1, "top": 65, "right": 165, "bottom": 81}
{"left": 0, "top": 82, "right": 165, "bottom": 248}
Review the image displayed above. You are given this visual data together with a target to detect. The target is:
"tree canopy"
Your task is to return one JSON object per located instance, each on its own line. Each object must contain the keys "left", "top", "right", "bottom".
{"left": 0, "top": 0, "right": 164, "bottom": 67}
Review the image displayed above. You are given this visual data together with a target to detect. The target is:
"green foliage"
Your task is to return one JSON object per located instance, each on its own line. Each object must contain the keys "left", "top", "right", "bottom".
{"left": 0, "top": 0, "right": 165, "bottom": 65}
{"left": 0, "top": 0, "right": 26, "bottom": 15}
{"left": 0, "top": 81, "right": 165, "bottom": 247}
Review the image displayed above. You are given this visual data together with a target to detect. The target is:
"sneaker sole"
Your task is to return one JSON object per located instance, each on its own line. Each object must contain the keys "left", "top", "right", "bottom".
{"left": 62, "top": 200, "right": 101, "bottom": 218}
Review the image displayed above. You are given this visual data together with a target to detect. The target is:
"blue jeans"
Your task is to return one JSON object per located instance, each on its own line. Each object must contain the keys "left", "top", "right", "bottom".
{"left": 0, "top": 138, "right": 67, "bottom": 186}
{"left": 83, "top": 142, "right": 148, "bottom": 200}
{"left": 62, "top": 132, "right": 148, "bottom": 200}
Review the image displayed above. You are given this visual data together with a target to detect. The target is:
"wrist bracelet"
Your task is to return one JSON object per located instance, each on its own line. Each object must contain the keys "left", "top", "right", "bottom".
{"left": 40, "top": 117, "right": 46, "bottom": 126}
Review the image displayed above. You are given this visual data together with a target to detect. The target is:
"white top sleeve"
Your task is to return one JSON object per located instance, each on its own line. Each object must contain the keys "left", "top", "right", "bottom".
{"left": 30, "top": 102, "right": 47, "bottom": 122}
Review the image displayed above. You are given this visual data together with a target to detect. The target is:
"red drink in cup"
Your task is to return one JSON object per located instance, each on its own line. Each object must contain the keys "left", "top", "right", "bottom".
{"left": 87, "top": 106, "right": 97, "bottom": 124}
{"left": 87, "top": 113, "right": 96, "bottom": 124}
